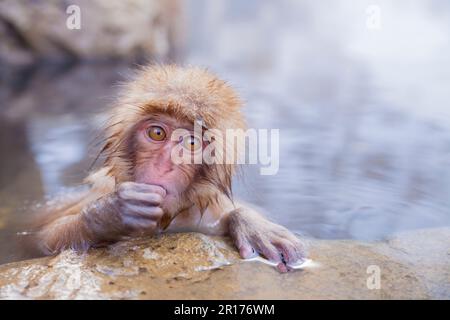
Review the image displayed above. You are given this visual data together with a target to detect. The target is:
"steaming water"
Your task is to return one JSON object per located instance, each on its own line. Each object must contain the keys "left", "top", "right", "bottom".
{"left": 0, "top": 0, "right": 450, "bottom": 264}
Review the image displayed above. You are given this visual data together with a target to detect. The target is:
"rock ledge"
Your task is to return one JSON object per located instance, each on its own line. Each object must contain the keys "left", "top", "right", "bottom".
{"left": 0, "top": 229, "right": 449, "bottom": 299}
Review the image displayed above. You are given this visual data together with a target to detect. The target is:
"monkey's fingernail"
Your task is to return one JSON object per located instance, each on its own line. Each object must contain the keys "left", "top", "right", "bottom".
{"left": 240, "top": 246, "right": 255, "bottom": 258}
{"left": 277, "top": 262, "right": 288, "bottom": 273}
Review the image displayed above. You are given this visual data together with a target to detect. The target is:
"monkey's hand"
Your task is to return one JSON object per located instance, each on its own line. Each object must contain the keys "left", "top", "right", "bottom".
{"left": 228, "top": 208, "right": 305, "bottom": 273}
{"left": 82, "top": 182, "right": 166, "bottom": 243}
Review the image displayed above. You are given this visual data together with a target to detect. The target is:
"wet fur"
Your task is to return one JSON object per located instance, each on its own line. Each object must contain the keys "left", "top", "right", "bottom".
{"left": 30, "top": 65, "right": 245, "bottom": 253}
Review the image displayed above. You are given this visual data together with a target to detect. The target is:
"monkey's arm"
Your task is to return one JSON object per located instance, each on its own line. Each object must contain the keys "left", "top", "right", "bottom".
{"left": 31, "top": 182, "right": 166, "bottom": 255}
{"left": 33, "top": 194, "right": 119, "bottom": 255}
{"left": 167, "top": 199, "right": 305, "bottom": 272}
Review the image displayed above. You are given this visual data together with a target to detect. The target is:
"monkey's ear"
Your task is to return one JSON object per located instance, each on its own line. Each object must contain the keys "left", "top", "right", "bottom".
{"left": 99, "top": 116, "right": 138, "bottom": 184}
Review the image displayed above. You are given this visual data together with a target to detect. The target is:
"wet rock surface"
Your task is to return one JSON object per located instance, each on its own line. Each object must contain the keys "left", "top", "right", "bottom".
{"left": 0, "top": 228, "right": 448, "bottom": 299}
{"left": 0, "top": 0, "right": 180, "bottom": 66}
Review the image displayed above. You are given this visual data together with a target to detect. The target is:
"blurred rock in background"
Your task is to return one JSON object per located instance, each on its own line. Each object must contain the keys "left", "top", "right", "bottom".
{"left": 0, "top": 0, "right": 183, "bottom": 67}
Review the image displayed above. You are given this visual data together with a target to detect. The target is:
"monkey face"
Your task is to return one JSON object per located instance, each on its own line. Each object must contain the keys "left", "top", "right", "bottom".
{"left": 133, "top": 113, "right": 202, "bottom": 211}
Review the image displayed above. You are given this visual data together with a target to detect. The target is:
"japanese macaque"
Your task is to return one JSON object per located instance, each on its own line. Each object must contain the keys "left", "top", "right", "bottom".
{"left": 30, "top": 65, "right": 305, "bottom": 272}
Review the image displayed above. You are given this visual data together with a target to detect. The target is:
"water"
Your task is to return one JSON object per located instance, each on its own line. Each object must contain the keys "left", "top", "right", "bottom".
{"left": 1, "top": 0, "right": 450, "bottom": 264}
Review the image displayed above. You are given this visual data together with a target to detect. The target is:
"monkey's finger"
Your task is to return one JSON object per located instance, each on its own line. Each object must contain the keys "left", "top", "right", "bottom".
{"left": 122, "top": 216, "right": 157, "bottom": 230}
{"left": 292, "top": 242, "right": 306, "bottom": 261}
{"left": 133, "top": 183, "right": 167, "bottom": 197}
{"left": 254, "top": 241, "right": 282, "bottom": 264}
{"left": 237, "top": 239, "right": 255, "bottom": 259}
{"left": 287, "top": 238, "right": 306, "bottom": 260}
{"left": 261, "top": 246, "right": 290, "bottom": 273}
{"left": 119, "top": 182, "right": 166, "bottom": 197}
{"left": 276, "top": 262, "right": 289, "bottom": 273}
{"left": 276, "top": 232, "right": 306, "bottom": 258}
{"left": 273, "top": 240, "right": 300, "bottom": 264}
{"left": 119, "top": 189, "right": 163, "bottom": 205}
{"left": 122, "top": 204, "right": 164, "bottom": 220}
{"left": 230, "top": 229, "right": 255, "bottom": 258}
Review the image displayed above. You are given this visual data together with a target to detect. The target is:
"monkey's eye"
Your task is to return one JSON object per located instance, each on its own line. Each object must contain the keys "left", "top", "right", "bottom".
{"left": 147, "top": 126, "right": 166, "bottom": 141}
{"left": 183, "top": 135, "right": 202, "bottom": 152}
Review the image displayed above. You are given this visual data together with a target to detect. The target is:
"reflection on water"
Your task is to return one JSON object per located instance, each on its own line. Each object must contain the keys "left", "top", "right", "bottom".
{"left": 1, "top": 0, "right": 450, "bottom": 264}
{"left": 184, "top": 0, "right": 450, "bottom": 239}
{"left": 28, "top": 118, "right": 88, "bottom": 195}
{"left": 0, "top": 63, "right": 128, "bottom": 264}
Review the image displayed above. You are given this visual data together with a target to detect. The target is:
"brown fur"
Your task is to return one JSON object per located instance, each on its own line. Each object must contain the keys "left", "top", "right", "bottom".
{"left": 26, "top": 65, "right": 305, "bottom": 272}
{"left": 97, "top": 65, "right": 246, "bottom": 215}
{"left": 30, "top": 65, "right": 246, "bottom": 253}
